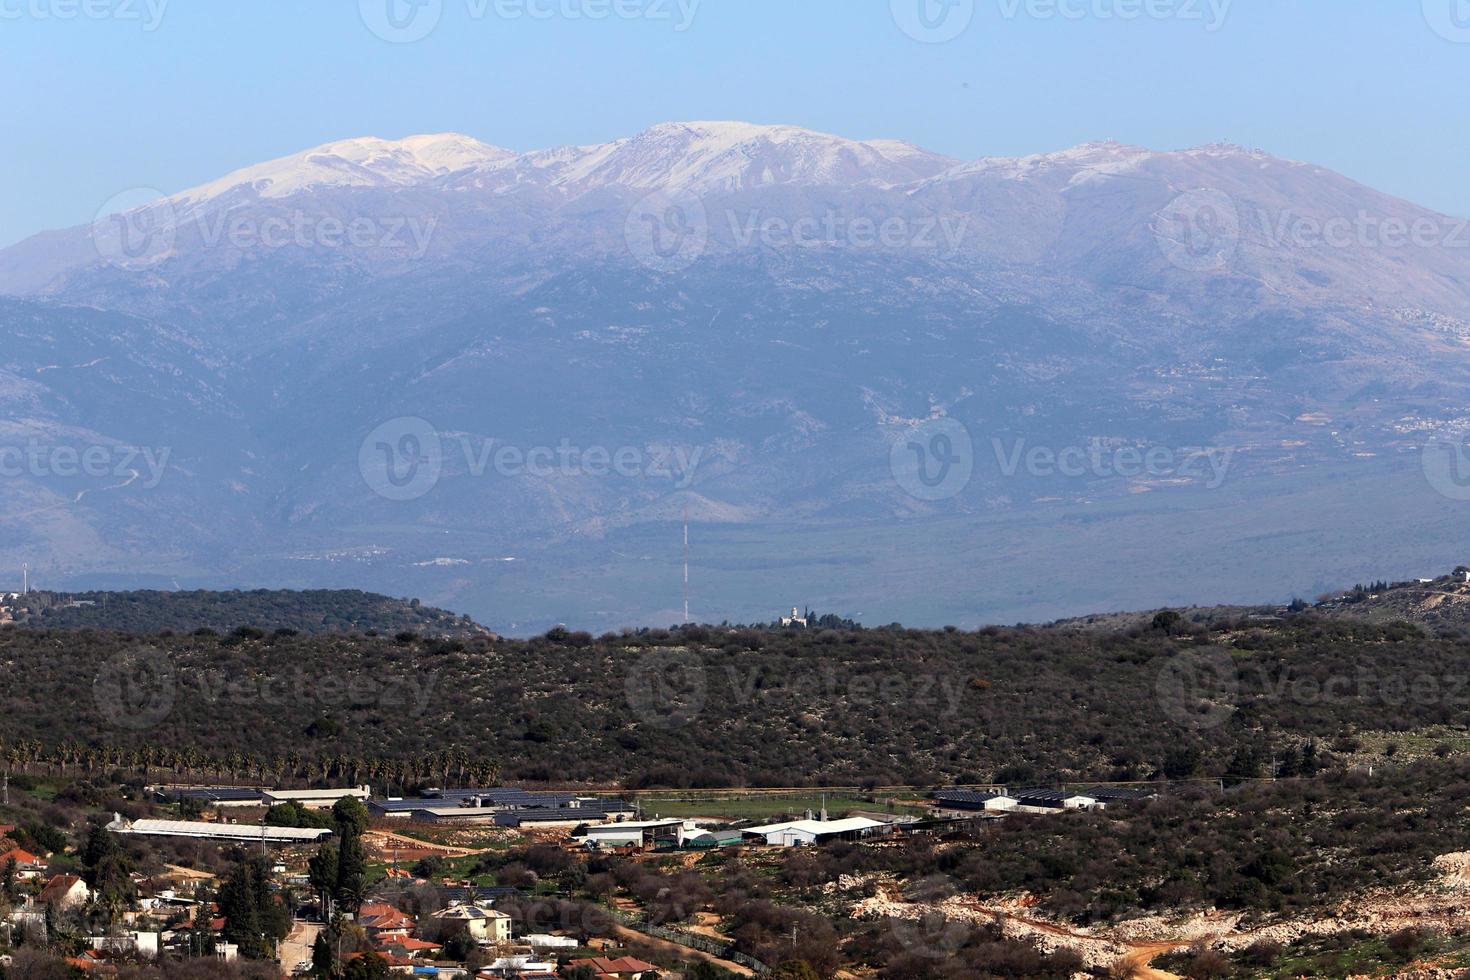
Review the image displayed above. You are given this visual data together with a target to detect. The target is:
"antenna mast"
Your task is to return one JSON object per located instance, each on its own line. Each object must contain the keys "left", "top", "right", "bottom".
{"left": 683, "top": 507, "right": 690, "bottom": 625}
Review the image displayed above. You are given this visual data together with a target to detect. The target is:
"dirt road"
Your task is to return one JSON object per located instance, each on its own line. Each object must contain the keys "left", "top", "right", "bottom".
{"left": 278, "top": 920, "right": 322, "bottom": 975}
{"left": 364, "top": 829, "right": 492, "bottom": 858}
{"left": 610, "top": 924, "right": 755, "bottom": 977}
{"left": 1116, "top": 943, "right": 1184, "bottom": 980}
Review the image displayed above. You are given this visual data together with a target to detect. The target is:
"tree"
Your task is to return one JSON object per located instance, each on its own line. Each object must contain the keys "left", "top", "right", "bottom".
{"left": 335, "top": 832, "right": 366, "bottom": 913}
{"left": 309, "top": 841, "right": 339, "bottom": 916}
{"left": 332, "top": 798, "right": 370, "bottom": 839}
{"left": 219, "top": 859, "right": 290, "bottom": 959}
{"left": 311, "top": 930, "right": 337, "bottom": 979}
{"left": 343, "top": 952, "right": 391, "bottom": 980}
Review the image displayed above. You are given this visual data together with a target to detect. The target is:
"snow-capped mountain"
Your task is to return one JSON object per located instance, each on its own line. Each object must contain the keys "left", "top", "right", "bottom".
{"left": 3, "top": 122, "right": 1470, "bottom": 631}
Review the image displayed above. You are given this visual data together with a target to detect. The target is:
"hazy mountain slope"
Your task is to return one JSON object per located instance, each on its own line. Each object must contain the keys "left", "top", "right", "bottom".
{"left": 2, "top": 123, "right": 1469, "bottom": 630}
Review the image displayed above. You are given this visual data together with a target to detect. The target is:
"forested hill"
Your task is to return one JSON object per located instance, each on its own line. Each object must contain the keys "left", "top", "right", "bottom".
{"left": 0, "top": 614, "right": 1455, "bottom": 790}
{"left": 1, "top": 588, "right": 490, "bottom": 637}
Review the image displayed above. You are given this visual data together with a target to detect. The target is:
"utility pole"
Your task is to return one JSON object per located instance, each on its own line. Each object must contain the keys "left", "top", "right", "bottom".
{"left": 683, "top": 507, "right": 690, "bottom": 626}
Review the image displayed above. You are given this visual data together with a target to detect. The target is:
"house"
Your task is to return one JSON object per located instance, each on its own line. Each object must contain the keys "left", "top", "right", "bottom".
{"left": 931, "top": 790, "right": 1018, "bottom": 816}
{"left": 780, "top": 606, "right": 808, "bottom": 627}
{"left": 260, "top": 786, "right": 371, "bottom": 809}
{"left": 741, "top": 817, "right": 887, "bottom": 847}
{"left": 1010, "top": 790, "right": 1104, "bottom": 814}
{"left": 0, "top": 847, "right": 47, "bottom": 879}
{"left": 522, "top": 935, "right": 579, "bottom": 950}
{"left": 39, "top": 874, "right": 91, "bottom": 911}
{"left": 564, "top": 956, "right": 658, "bottom": 978}
{"left": 432, "top": 904, "right": 513, "bottom": 945}
{"left": 356, "top": 902, "right": 417, "bottom": 937}
{"left": 378, "top": 937, "right": 441, "bottom": 960}
{"left": 482, "top": 956, "right": 556, "bottom": 977}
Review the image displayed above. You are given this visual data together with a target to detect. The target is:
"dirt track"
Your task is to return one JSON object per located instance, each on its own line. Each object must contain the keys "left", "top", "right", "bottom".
{"left": 609, "top": 923, "right": 754, "bottom": 977}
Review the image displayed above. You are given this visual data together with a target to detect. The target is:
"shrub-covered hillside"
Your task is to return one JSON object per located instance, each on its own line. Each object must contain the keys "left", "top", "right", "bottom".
{"left": 3, "top": 588, "right": 489, "bottom": 637}
{"left": 1, "top": 614, "right": 1465, "bottom": 789}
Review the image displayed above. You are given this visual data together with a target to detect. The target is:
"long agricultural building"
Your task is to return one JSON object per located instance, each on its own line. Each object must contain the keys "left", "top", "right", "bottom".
{"left": 106, "top": 814, "right": 333, "bottom": 843}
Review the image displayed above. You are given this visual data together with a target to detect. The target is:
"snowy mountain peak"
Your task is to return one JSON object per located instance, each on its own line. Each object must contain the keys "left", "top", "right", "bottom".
{"left": 516, "top": 120, "right": 959, "bottom": 193}
{"left": 175, "top": 133, "right": 515, "bottom": 207}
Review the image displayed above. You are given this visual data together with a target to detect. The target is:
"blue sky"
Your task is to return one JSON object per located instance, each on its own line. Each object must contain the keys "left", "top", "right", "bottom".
{"left": 2, "top": 0, "right": 1467, "bottom": 247}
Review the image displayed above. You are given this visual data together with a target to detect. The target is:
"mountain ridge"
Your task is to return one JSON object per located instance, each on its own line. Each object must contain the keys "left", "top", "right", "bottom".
{"left": 3, "top": 121, "right": 1470, "bottom": 632}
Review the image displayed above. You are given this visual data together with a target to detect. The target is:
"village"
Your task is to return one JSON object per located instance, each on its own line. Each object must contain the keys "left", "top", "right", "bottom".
{"left": 0, "top": 777, "right": 1158, "bottom": 979}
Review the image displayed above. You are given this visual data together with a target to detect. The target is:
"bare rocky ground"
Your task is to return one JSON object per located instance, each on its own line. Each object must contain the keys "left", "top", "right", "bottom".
{"left": 845, "top": 853, "right": 1470, "bottom": 978}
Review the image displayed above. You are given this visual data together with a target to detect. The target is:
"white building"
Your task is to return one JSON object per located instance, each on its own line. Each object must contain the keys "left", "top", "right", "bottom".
{"left": 261, "top": 786, "right": 370, "bottom": 809}
{"left": 432, "top": 905, "right": 512, "bottom": 945}
{"left": 106, "top": 814, "right": 332, "bottom": 844}
{"left": 741, "top": 817, "right": 886, "bottom": 847}
{"left": 579, "top": 818, "right": 703, "bottom": 848}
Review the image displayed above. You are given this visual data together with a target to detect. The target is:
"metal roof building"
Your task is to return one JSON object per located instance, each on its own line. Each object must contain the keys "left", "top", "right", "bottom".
{"left": 106, "top": 814, "right": 332, "bottom": 843}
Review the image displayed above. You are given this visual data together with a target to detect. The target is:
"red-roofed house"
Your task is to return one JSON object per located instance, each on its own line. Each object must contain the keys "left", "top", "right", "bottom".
{"left": 39, "top": 874, "right": 91, "bottom": 911}
{"left": 357, "top": 902, "right": 417, "bottom": 935}
{"left": 0, "top": 847, "right": 47, "bottom": 880}
{"left": 563, "top": 957, "right": 657, "bottom": 978}
{"left": 379, "top": 937, "right": 442, "bottom": 960}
